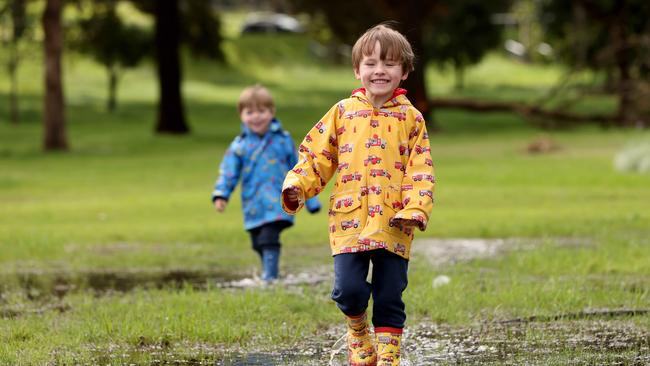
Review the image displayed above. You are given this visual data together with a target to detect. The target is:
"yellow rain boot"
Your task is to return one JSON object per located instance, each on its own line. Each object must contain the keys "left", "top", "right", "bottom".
{"left": 346, "top": 312, "right": 377, "bottom": 366}
{"left": 375, "top": 328, "right": 402, "bottom": 366}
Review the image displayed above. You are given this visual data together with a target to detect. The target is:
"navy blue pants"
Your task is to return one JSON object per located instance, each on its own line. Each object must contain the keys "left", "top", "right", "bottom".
{"left": 248, "top": 221, "right": 291, "bottom": 280}
{"left": 331, "top": 249, "right": 409, "bottom": 329}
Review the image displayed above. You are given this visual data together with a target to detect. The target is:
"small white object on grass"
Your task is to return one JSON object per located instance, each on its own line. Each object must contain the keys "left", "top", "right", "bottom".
{"left": 614, "top": 142, "right": 650, "bottom": 173}
{"left": 432, "top": 275, "right": 451, "bottom": 288}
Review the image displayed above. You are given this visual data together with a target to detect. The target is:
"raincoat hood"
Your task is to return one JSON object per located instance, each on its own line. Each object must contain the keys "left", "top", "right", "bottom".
{"left": 350, "top": 87, "right": 411, "bottom": 108}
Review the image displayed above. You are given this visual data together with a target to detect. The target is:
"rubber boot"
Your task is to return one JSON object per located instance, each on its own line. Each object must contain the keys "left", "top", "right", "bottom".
{"left": 261, "top": 247, "right": 280, "bottom": 281}
{"left": 375, "top": 328, "right": 402, "bottom": 366}
{"left": 346, "top": 312, "right": 377, "bottom": 366}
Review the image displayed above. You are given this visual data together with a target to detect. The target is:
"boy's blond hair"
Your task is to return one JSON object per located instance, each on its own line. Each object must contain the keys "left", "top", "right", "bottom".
{"left": 237, "top": 84, "right": 275, "bottom": 114}
{"left": 352, "top": 23, "right": 415, "bottom": 73}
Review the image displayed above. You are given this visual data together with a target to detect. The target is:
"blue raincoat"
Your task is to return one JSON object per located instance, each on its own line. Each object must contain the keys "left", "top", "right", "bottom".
{"left": 212, "top": 118, "right": 321, "bottom": 230}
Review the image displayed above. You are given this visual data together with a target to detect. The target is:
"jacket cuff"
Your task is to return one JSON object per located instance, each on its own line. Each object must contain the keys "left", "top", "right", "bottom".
{"left": 211, "top": 190, "right": 229, "bottom": 203}
{"left": 393, "top": 207, "right": 429, "bottom": 231}
{"left": 281, "top": 185, "right": 304, "bottom": 214}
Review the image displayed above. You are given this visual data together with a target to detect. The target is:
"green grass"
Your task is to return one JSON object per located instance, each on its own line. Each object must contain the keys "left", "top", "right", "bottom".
{"left": 1, "top": 34, "right": 649, "bottom": 364}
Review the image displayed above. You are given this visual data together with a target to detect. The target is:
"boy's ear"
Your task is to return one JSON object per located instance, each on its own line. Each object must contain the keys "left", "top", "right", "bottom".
{"left": 400, "top": 70, "right": 409, "bottom": 81}
{"left": 354, "top": 67, "right": 361, "bottom": 80}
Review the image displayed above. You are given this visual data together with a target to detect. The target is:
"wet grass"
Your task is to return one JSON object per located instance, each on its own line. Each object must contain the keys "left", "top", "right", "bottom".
{"left": 1, "top": 33, "right": 650, "bottom": 364}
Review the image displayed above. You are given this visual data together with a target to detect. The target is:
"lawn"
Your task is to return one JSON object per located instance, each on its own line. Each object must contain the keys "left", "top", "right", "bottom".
{"left": 1, "top": 34, "right": 649, "bottom": 364}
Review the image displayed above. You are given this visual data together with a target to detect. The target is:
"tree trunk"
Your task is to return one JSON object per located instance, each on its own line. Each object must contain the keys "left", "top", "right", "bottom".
{"left": 42, "top": 0, "right": 68, "bottom": 151}
{"left": 9, "top": 42, "right": 19, "bottom": 124}
{"left": 154, "top": 0, "right": 189, "bottom": 134}
{"left": 399, "top": 24, "right": 431, "bottom": 114}
{"left": 387, "top": 0, "right": 437, "bottom": 131}
{"left": 107, "top": 64, "right": 118, "bottom": 112}
{"left": 612, "top": 5, "right": 635, "bottom": 127}
{"left": 8, "top": 0, "right": 27, "bottom": 124}
{"left": 454, "top": 63, "right": 464, "bottom": 91}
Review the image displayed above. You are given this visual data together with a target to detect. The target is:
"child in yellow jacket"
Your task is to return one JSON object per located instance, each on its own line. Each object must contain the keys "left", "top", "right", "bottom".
{"left": 281, "top": 23, "right": 434, "bottom": 366}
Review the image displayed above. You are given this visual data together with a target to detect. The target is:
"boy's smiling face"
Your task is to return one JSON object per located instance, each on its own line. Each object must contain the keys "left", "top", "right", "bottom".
{"left": 241, "top": 106, "right": 274, "bottom": 136}
{"left": 354, "top": 41, "right": 408, "bottom": 108}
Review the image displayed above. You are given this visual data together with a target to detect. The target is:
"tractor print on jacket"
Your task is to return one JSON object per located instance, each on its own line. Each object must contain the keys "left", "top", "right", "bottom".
{"left": 282, "top": 88, "right": 434, "bottom": 259}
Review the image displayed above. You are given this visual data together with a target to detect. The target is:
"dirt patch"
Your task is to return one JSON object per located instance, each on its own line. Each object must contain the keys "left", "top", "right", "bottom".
{"left": 74, "top": 319, "right": 649, "bottom": 365}
{"left": 411, "top": 237, "right": 590, "bottom": 267}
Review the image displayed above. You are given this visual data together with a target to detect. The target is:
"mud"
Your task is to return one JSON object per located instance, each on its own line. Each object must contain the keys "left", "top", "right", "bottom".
{"left": 0, "top": 268, "right": 240, "bottom": 298}
{"left": 0, "top": 237, "right": 565, "bottom": 300}
{"left": 0, "top": 268, "right": 332, "bottom": 319}
{"left": 4, "top": 237, "right": 649, "bottom": 365}
{"left": 410, "top": 237, "right": 590, "bottom": 267}
{"left": 76, "top": 320, "right": 649, "bottom": 365}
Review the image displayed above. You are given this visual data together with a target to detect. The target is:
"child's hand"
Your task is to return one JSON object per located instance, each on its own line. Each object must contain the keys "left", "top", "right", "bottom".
{"left": 284, "top": 187, "right": 300, "bottom": 201}
{"left": 214, "top": 198, "right": 227, "bottom": 212}
{"left": 282, "top": 186, "right": 301, "bottom": 211}
{"left": 389, "top": 218, "right": 420, "bottom": 230}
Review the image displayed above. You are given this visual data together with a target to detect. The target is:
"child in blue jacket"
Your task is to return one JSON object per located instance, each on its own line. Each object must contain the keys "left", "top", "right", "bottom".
{"left": 212, "top": 84, "right": 321, "bottom": 281}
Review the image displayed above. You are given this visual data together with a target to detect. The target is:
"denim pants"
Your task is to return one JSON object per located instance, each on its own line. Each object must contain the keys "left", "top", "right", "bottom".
{"left": 331, "top": 249, "right": 409, "bottom": 329}
{"left": 248, "top": 221, "right": 291, "bottom": 280}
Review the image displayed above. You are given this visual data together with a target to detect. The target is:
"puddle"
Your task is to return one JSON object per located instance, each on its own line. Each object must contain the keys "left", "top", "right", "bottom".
{"left": 0, "top": 268, "right": 240, "bottom": 298}
{"left": 0, "top": 268, "right": 332, "bottom": 319}
{"left": 1, "top": 237, "right": 581, "bottom": 299}
{"left": 78, "top": 320, "right": 649, "bottom": 365}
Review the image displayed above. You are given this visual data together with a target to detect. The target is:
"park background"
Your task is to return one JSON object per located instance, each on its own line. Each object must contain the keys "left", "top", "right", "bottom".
{"left": 1, "top": 0, "right": 649, "bottom": 364}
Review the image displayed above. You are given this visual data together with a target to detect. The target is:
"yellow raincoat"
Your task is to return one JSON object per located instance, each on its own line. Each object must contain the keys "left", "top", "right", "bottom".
{"left": 282, "top": 88, "right": 434, "bottom": 259}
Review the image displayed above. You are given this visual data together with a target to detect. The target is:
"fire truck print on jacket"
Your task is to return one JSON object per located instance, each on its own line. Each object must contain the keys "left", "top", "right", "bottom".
{"left": 282, "top": 88, "right": 434, "bottom": 259}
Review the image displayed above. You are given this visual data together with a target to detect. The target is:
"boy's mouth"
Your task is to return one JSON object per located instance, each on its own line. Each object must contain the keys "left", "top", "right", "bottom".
{"left": 371, "top": 79, "right": 390, "bottom": 84}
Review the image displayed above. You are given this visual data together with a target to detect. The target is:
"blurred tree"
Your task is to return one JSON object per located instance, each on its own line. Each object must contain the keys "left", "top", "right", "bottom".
{"left": 542, "top": 0, "right": 650, "bottom": 127}
{"left": 181, "top": 0, "right": 225, "bottom": 61}
{"left": 288, "top": 0, "right": 509, "bottom": 127}
{"left": 0, "top": 0, "right": 30, "bottom": 123}
{"left": 42, "top": 0, "right": 68, "bottom": 150}
{"left": 71, "top": 0, "right": 151, "bottom": 112}
{"left": 132, "top": 0, "right": 225, "bottom": 134}
{"left": 288, "top": 0, "right": 434, "bottom": 122}
{"left": 426, "top": 0, "right": 509, "bottom": 90}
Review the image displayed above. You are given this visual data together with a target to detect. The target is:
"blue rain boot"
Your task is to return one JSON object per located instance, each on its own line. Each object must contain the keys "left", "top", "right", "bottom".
{"left": 261, "top": 248, "right": 280, "bottom": 281}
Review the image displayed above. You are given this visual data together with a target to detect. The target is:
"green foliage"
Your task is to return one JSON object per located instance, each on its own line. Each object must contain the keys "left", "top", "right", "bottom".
{"left": 426, "top": 0, "right": 510, "bottom": 86}
{"left": 181, "top": 0, "right": 225, "bottom": 61}
{"left": 70, "top": 1, "right": 151, "bottom": 69}
{"left": 129, "top": 0, "right": 225, "bottom": 61}
{"left": 541, "top": 0, "right": 650, "bottom": 71}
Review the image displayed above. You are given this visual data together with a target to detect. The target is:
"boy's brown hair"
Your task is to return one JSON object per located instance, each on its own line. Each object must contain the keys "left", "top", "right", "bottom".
{"left": 237, "top": 84, "right": 275, "bottom": 114}
{"left": 351, "top": 23, "right": 415, "bottom": 73}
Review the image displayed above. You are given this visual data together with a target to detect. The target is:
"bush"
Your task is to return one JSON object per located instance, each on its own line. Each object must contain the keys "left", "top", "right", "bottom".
{"left": 614, "top": 140, "right": 650, "bottom": 173}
